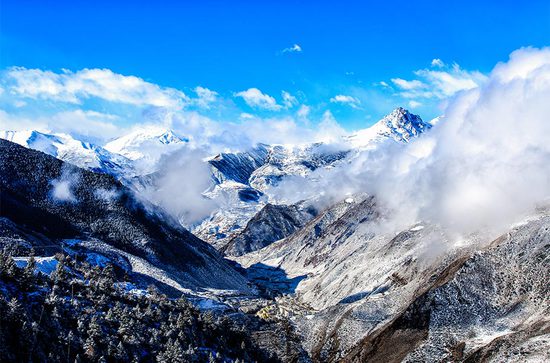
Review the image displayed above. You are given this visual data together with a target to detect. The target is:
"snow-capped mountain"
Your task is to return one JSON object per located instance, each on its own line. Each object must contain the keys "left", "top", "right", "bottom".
{"left": 0, "top": 138, "right": 250, "bottom": 294}
{"left": 232, "top": 193, "right": 550, "bottom": 361}
{"left": 104, "top": 126, "right": 188, "bottom": 173}
{"left": 347, "top": 106, "right": 432, "bottom": 148}
{"left": 195, "top": 107, "right": 429, "bottom": 250}
{"left": 1, "top": 107, "right": 432, "bottom": 254}
{"left": 2, "top": 106, "right": 549, "bottom": 362}
{"left": 0, "top": 130, "right": 134, "bottom": 177}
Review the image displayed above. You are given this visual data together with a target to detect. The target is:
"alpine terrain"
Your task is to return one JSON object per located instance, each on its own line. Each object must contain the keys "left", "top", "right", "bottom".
{"left": 1, "top": 105, "right": 549, "bottom": 363}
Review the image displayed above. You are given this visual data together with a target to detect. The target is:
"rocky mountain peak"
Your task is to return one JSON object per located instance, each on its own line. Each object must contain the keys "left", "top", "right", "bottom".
{"left": 374, "top": 107, "right": 431, "bottom": 142}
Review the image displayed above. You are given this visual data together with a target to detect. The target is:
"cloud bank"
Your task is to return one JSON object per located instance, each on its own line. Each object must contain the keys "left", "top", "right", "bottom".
{"left": 142, "top": 148, "right": 217, "bottom": 227}
{"left": 5, "top": 67, "right": 188, "bottom": 108}
{"left": 234, "top": 88, "right": 282, "bottom": 111}
{"left": 274, "top": 47, "right": 550, "bottom": 238}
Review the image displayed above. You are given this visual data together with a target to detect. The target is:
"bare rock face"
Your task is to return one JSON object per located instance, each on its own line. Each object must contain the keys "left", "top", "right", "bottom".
{"left": 209, "top": 144, "right": 270, "bottom": 185}
{"left": 222, "top": 203, "right": 317, "bottom": 257}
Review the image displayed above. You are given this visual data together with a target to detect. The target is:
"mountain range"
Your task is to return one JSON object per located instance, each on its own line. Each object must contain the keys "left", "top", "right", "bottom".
{"left": 1, "top": 107, "right": 548, "bottom": 362}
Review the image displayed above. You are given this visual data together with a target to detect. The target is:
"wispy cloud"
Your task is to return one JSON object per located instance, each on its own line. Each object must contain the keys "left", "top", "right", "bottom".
{"left": 234, "top": 87, "right": 282, "bottom": 110}
{"left": 408, "top": 100, "right": 422, "bottom": 108}
{"left": 193, "top": 86, "right": 218, "bottom": 109}
{"left": 330, "top": 94, "right": 361, "bottom": 109}
{"left": 391, "top": 78, "right": 427, "bottom": 90}
{"left": 51, "top": 168, "right": 79, "bottom": 203}
{"left": 297, "top": 104, "right": 311, "bottom": 118}
{"left": 282, "top": 44, "right": 302, "bottom": 53}
{"left": 282, "top": 91, "right": 298, "bottom": 108}
{"left": 389, "top": 62, "right": 487, "bottom": 100}
{"left": 431, "top": 58, "right": 445, "bottom": 68}
{"left": 3, "top": 67, "right": 188, "bottom": 108}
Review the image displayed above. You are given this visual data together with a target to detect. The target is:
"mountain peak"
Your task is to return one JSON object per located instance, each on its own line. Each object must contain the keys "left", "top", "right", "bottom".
{"left": 104, "top": 127, "right": 188, "bottom": 161}
{"left": 157, "top": 129, "right": 185, "bottom": 144}
{"left": 347, "top": 107, "right": 431, "bottom": 147}
{"left": 372, "top": 107, "right": 430, "bottom": 142}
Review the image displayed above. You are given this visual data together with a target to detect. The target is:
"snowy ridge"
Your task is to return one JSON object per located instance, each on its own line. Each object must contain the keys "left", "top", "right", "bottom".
{"left": 1, "top": 107, "right": 433, "bottom": 254}
{"left": 195, "top": 107, "right": 429, "bottom": 249}
{"left": 347, "top": 107, "right": 431, "bottom": 148}
{"left": 0, "top": 130, "right": 134, "bottom": 177}
{"left": 104, "top": 126, "right": 188, "bottom": 174}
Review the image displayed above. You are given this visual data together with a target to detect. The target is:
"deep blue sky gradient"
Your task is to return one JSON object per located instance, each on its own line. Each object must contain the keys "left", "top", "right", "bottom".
{"left": 1, "top": 0, "right": 549, "bottom": 127}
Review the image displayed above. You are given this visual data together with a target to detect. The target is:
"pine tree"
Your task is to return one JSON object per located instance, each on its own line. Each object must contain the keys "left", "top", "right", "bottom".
{"left": 7, "top": 297, "right": 23, "bottom": 320}
{"left": 52, "top": 255, "right": 67, "bottom": 284}
{"left": 113, "top": 341, "right": 128, "bottom": 361}
{"left": 84, "top": 336, "right": 97, "bottom": 360}
{"left": 0, "top": 250, "right": 17, "bottom": 278}
{"left": 23, "top": 250, "right": 36, "bottom": 285}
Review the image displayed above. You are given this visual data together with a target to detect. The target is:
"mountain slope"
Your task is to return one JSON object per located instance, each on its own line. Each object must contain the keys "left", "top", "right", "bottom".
{"left": 209, "top": 144, "right": 270, "bottom": 184}
{"left": 104, "top": 127, "right": 188, "bottom": 173}
{"left": 0, "top": 138, "right": 251, "bottom": 294}
{"left": 195, "top": 108, "right": 430, "bottom": 250}
{"left": 0, "top": 130, "right": 134, "bottom": 177}
{"left": 342, "top": 214, "right": 550, "bottom": 362}
{"left": 233, "top": 192, "right": 549, "bottom": 361}
{"left": 221, "top": 203, "right": 318, "bottom": 257}
{"left": 347, "top": 107, "right": 431, "bottom": 148}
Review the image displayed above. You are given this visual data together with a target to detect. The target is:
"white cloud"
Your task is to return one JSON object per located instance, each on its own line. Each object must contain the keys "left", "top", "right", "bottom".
{"left": 51, "top": 168, "right": 79, "bottom": 202}
{"left": 297, "top": 104, "right": 311, "bottom": 118}
{"left": 282, "top": 91, "right": 298, "bottom": 108}
{"left": 408, "top": 100, "right": 422, "bottom": 108}
{"left": 491, "top": 46, "right": 550, "bottom": 82}
{"left": 0, "top": 109, "right": 121, "bottom": 141}
{"left": 4, "top": 67, "right": 188, "bottom": 108}
{"left": 431, "top": 58, "right": 445, "bottom": 68}
{"left": 239, "top": 112, "right": 255, "bottom": 120}
{"left": 0, "top": 66, "right": 353, "bottom": 148}
{"left": 391, "top": 78, "right": 426, "bottom": 90}
{"left": 282, "top": 44, "right": 302, "bottom": 53}
{"left": 142, "top": 148, "right": 217, "bottom": 227}
{"left": 193, "top": 86, "right": 218, "bottom": 108}
{"left": 390, "top": 63, "right": 487, "bottom": 100}
{"left": 276, "top": 47, "right": 550, "bottom": 240}
{"left": 234, "top": 88, "right": 282, "bottom": 110}
{"left": 330, "top": 94, "right": 361, "bottom": 109}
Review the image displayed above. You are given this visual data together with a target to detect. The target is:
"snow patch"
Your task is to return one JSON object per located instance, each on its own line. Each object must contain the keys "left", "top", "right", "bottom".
{"left": 13, "top": 256, "right": 59, "bottom": 276}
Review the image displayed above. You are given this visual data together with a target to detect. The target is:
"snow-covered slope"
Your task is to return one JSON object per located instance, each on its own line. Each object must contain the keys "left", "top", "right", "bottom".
{"left": 209, "top": 144, "right": 270, "bottom": 184}
{"left": 347, "top": 107, "right": 431, "bottom": 148}
{"left": 249, "top": 143, "right": 350, "bottom": 193}
{"left": 195, "top": 107, "right": 430, "bottom": 251}
{"left": 233, "top": 192, "right": 549, "bottom": 361}
{"left": 341, "top": 213, "right": 550, "bottom": 362}
{"left": 0, "top": 130, "right": 134, "bottom": 177}
{"left": 221, "top": 202, "right": 318, "bottom": 257}
{"left": 0, "top": 138, "right": 252, "bottom": 295}
{"left": 104, "top": 126, "right": 188, "bottom": 173}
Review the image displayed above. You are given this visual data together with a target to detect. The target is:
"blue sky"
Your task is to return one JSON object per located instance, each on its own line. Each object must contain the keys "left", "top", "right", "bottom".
{"left": 0, "top": 0, "right": 549, "bottom": 140}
